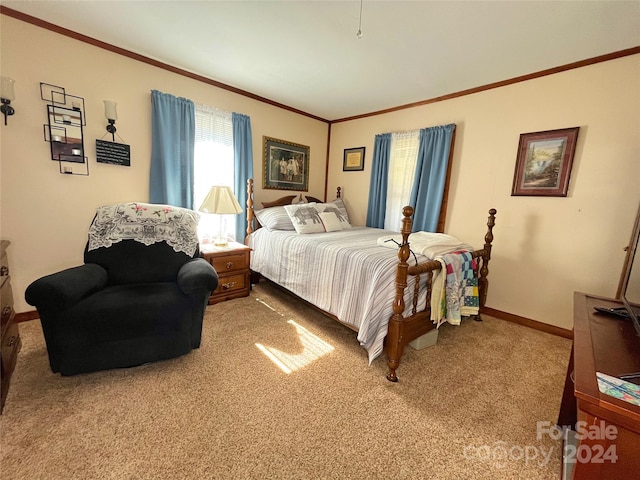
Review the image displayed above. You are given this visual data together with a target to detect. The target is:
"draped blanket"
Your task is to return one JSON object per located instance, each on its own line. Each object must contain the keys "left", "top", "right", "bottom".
{"left": 431, "top": 250, "right": 479, "bottom": 327}
{"left": 87, "top": 202, "right": 200, "bottom": 257}
{"left": 377, "top": 231, "right": 471, "bottom": 259}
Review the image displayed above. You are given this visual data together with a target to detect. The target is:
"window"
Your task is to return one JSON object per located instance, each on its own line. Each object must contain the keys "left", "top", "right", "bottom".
{"left": 384, "top": 131, "right": 420, "bottom": 231}
{"left": 193, "top": 104, "right": 235, "bottom": 242}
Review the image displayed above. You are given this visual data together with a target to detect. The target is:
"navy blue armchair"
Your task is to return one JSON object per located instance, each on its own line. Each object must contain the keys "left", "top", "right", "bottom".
{"left": 25, "top": 203, "right": 218, "bottom": 376}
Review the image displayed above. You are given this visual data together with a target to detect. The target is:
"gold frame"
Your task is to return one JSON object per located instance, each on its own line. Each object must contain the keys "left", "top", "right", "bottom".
{"left": 262, "top": 136, "right": 309, "bottom": 191}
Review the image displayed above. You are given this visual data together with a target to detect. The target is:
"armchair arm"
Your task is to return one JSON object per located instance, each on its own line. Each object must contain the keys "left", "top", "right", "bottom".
{"left": 25, "top": 263, "right": 108, "bottom": 313}
{"left": 177, "top": 258, "right": 219, "bottom": 295}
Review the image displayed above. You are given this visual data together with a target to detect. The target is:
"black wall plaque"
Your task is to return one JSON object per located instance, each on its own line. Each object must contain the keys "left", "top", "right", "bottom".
{"left": 96, "top": 139, "right": 131, "bottom": 166}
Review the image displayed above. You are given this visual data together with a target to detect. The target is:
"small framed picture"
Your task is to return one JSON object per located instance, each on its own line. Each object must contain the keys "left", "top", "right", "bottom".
{"left": 511, "top": 127, "right": 579, "bottom": 197}
{"left": 343, "top": 147, "right": 365, "bottom": 171}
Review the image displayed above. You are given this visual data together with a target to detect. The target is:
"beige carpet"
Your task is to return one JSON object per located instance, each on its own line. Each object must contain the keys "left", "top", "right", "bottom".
{"left": 1, "top": 282, "right": 571, "bottom": 479}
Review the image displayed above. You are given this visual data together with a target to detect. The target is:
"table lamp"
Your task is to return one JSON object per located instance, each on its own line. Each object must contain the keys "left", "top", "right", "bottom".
{"left": 198, "top": 185, "right": 243, "bottom": 246}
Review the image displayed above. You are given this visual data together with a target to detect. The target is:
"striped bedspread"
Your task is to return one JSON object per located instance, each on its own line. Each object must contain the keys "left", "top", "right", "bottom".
{"left": 248, "top": 227, "right": 430, "bottom": 364}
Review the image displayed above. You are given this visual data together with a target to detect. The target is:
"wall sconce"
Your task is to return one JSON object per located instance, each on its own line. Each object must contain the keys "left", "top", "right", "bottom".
{"left": 1, "top": 77, "right": 16, "bottom": 126}
{"left": 103, "top": 100, "right": 118, "bottom": 141}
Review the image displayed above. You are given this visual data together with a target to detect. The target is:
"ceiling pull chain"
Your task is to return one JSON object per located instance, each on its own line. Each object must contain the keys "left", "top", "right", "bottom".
{"left": 356, "top": 0, "right": 363, "bottom": 39}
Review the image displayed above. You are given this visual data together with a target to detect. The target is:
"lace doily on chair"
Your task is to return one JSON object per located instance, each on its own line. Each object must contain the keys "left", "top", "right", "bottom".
{"left": 87, "top": 202, "right": 200, "bottom": 256}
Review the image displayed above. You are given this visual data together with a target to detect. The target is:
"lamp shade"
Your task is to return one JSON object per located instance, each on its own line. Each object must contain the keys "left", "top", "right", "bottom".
{"left": 199, "top": 186, "right": 243, "bottom": 215}
{"left": 1, "top": 77, "right": 15, "bottom": 101}
{"left": 103, "top": 100, "right": 118, "bottom": 121}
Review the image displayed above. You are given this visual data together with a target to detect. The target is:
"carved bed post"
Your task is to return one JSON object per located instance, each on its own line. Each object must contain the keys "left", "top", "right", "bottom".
{"left": 476, "top": 208, "right": 497, "bottom": 321}
{"left": 245, "top": 178, "right": 255, "bottom": 242}
{"left": 336, "top": 186, "right": 342, "bottom": 199}
{"left": 386, "top": 206, "right": 414, "bottom": 382}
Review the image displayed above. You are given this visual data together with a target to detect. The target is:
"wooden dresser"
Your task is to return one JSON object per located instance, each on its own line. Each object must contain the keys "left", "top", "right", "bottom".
{"left": 1, "top": 240, "right": 21, "bottom": 414}
{"left": 560, "top": 292, "right": 640, "bottom": 479}
{"left": 200, "top": 242, "right": 251, "bottom": 305}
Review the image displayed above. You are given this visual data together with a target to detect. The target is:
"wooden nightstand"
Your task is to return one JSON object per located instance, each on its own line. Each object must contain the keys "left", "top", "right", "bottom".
{"left": 200, "top": 242, "right": 251, "bottom": 305}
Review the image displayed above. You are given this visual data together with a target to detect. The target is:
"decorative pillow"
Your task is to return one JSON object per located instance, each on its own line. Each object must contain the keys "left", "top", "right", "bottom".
{"left": 254, "top": 206, "right": 295, "bottom": 231}
{"left": 314, "top": 200, "right": 351, "bottom": 229}
{"left": 284, "top": 204, "right": 325, "bottom": 234}
{"left": 319, "top": 212, "right": 342, "bottom": 232}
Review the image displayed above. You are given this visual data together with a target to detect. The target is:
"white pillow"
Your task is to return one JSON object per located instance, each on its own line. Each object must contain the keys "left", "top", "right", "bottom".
{"left": 254, "top": 206, "right": 295, "bottom": 231}
{"left": 284, "top": 204, "right": 325, "bottom": 234}
{"left": 314, "top": 200, "right": 351, "bottom": 229}
{"left": 319, "top": 212, "right": 342, "bottom": 232}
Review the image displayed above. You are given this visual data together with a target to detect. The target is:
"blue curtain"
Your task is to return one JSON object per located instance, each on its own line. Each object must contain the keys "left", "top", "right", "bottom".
{"left": 366, "top": 133, "right": 392, "bottom": 228}
{"left": 149, "top": 90, "right": 195, "bottom": 209}
{"left": 409, "top": 124, "right": 455, "bottom": 232}
{"left": 232, "top": 112, "right": 254, "bottom": 242}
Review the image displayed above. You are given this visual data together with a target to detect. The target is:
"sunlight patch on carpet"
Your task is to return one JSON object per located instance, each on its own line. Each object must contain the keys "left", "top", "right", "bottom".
{"left": 256, "top": 320, "right": 334, "bottom": 374}
{"left": 256, "top": 297, "right": 279, "bottom": 313}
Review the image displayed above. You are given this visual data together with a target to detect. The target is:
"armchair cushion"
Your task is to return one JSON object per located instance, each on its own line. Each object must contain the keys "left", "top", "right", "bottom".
{"left": 59, "top": 283, "right": 192, "bottom": 344}
{"left": 51, "top": 283, "right": 195, "bottom": 375}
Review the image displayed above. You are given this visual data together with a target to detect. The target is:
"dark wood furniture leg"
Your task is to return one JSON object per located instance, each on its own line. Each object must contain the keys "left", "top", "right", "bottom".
{"left": 557, "top": 343, "right": 577, "bottom": 429}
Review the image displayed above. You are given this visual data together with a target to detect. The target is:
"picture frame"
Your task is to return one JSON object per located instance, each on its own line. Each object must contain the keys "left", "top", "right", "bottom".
{"left": 263, "top": 136, "right": 309, "bottom": 191}
{"left": 343, "top": 147, "right": 365, "bottom": 171}
{"left": 511, "top": 127, "right": 580, "bottom": 197}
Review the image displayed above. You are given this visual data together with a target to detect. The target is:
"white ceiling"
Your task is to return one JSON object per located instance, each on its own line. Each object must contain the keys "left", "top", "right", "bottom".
{"left": 2, "top": 0, "right": 639, "bottom": 121}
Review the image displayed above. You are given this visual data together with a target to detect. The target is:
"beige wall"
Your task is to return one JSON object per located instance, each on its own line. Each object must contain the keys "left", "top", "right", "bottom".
{"left": 329, "top": 55, "right": 640, "bottom": 330}
{"left": 0, "top": 17, "right": 328, "bottom": 312}
{"left": 2, "top": 15, "right": 639, "bottom": 331}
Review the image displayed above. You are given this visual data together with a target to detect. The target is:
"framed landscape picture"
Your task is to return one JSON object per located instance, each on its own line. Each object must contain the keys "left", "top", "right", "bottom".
{"left": 263, "top": 136, "right": 309, "bottom": 191}
{"left": 511, "top": 127, "right": 580, "bottom": 197}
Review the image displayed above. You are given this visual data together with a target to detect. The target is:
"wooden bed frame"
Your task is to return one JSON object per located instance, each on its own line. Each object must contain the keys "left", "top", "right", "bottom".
{"left": 244, "top": 178, "right": 497, "bottom": 382}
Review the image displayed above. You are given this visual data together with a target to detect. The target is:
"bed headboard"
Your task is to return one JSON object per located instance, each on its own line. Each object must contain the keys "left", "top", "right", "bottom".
{"left": 245, "top": 178, "right": 342, "bottom": 240}
{"left": 261, "top": 196, "right": 297, "bottom": 208}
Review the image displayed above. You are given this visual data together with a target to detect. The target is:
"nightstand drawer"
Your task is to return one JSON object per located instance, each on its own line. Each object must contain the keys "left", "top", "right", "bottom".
{"left": 213, "top": 273, "right": 248, "bottom": 295}
{"left": 209, "top": 272, "right": 250, "bottom": 305}
{"left": 208, "top": 252, "right": 249, "bottom": 274}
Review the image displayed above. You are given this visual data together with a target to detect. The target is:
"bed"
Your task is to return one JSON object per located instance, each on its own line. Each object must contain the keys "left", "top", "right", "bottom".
{"left": 244, "top": 178, "right": 497, "bottom": 381}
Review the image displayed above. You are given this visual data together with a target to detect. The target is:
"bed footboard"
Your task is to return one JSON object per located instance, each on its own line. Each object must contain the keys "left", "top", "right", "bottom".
{"left": 386, "top": 207, "right": 497, "bottom": 382}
